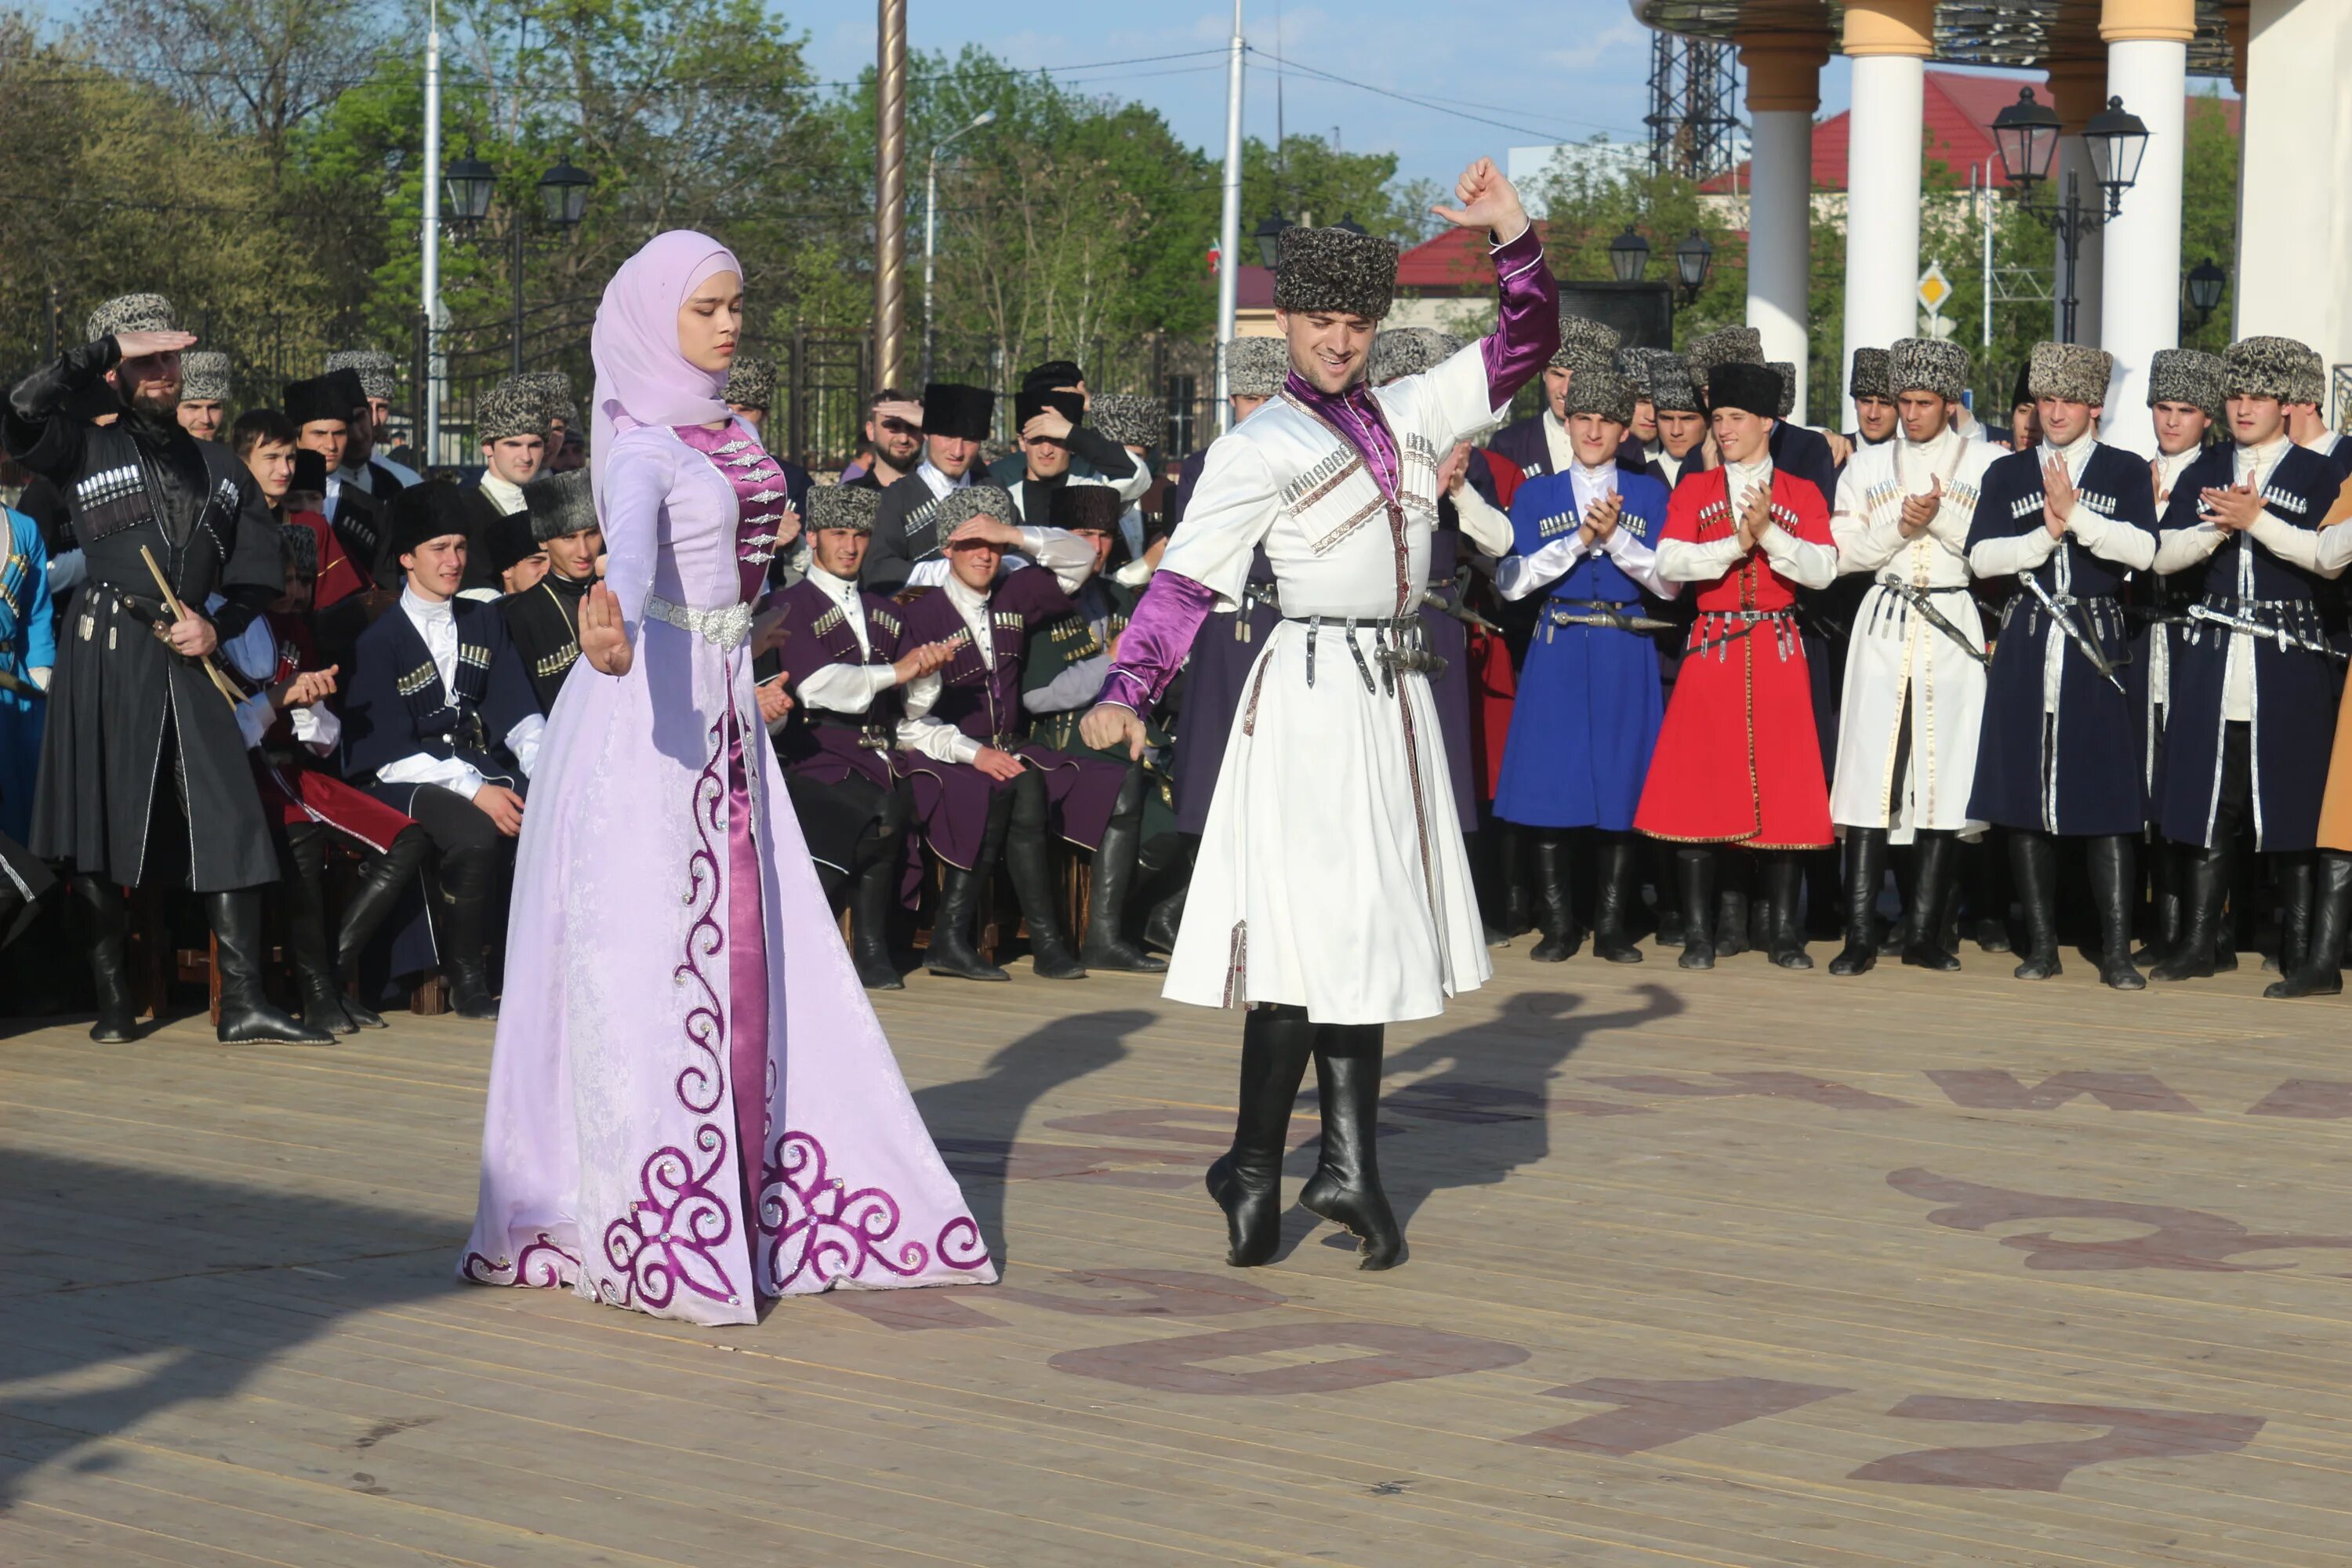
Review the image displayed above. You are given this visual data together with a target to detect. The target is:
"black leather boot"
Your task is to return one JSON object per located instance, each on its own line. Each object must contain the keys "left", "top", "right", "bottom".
{"left": 849, "top": 850, "right": 906, "bottom": 990}
{"left": 1964, "top": 833, "right": 2012, "bottom": 952}
{"left": 1529, "top": 830, "right": 1579, "bottom": 962}
{"left": 1715, "top": 870, "right": 1751, "bottom": 960}
{"left": 283, "top": 823, "right": 357, "bottom": 1035}
{"left": 2270, "top": 855, "right": 2314, "bottom": 977}
{"left": 1591, "top": 833, "right": 1643, "bottom": 964}
{"left": 1081, "top": 768, "right": 1167, "bottom": 973}
{"left": 1900, "top": 831, "right": 1962, "bottom": 971}
{"left": 1142, "top": 835, "right": 1194, "bottom": 954}
{"left": 2135, "top": 837, "right": 2179, "bottom": 965}
{"left": 1206, "top": 1004, "right": 1316, "bottom": 1268}
{"left": 1763, "top": 853, "right": 1810, "bottom": 969}
{"left": 2086, "top": 834, "right": 2146, "bottom": 990}
{"left": 927, "top": 787, "right": 1011, "bottom": 982}
{"left": 1829, "top": 827, "right": 1886, "bottom": 976}
{"left": 209, "top": 890, "right": 334, "bottom": 1045}
{"left": 332, "top": 826, "right": 428, "bottom": 1028}
{"left": 1498, "top": 822, "right": 1534, "bottom": 938}
{"left": 437, "top": 848, "right": 503, "bottom": 1020}
{"left": 2268, "top": 851, "right": 2350, "bottom": 997}
{"left": 2009, "top": 829, "right": 2063, "bottom": 981}
{"left": 2150, "top": 841, "right": 2228, "bottom": 982}
{"left": 72, "top": 874, "right": 140, "bottom": 1043}
{"left": 1003, "top": 774, "right": 1085, "bottom": 980}
{"left": 1651, "top": 842, "right": 1685, "bottom": 947}
{"left": 1676, "top": 848, "right": 1716, "bottom": 970}
{"left": 1300, "top": 1025, "right": 1403, "bottom": 1270}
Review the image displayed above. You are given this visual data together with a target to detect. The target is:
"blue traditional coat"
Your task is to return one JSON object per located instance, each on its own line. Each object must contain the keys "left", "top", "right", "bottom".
{"left": 1965, "top": 441, "right": 2159, "bottom": 836}
{"left": 2151, "top": 443, "right": 2343, "bottom": 851}
{"left": 1491, "top": 466, "right": 1669, "bottom": 830}
{"left": 0, "top": 508, "right": 53, "bottom": 841}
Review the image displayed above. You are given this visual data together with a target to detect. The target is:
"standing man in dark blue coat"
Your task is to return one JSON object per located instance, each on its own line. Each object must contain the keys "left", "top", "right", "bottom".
{"left": 1966, "top": 342, "right": 2160, "bottom": 989}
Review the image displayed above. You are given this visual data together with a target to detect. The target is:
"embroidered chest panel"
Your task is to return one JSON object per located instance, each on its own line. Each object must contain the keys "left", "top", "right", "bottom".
{"left": 397, "top": 641, "right": 490, "bottom": 720}
{"left": 1273, "top": 401, "right": 1440, "bottom": 558}
{"left": 938, "top": 609, "right": 1026, "bottom": 688}
{"left": 809, "top": 601, "right": 900, "bottom": 666}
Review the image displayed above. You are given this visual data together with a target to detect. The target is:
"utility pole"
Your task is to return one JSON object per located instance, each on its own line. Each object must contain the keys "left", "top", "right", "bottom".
{"left": 875, "top": 0, "right": 909, "bottom": 396}
{"left": 422, "top": 0, "right": 443, "bottom": 464}
{"left": 1214, "top": 0, "right": 1244, "bottom": 432}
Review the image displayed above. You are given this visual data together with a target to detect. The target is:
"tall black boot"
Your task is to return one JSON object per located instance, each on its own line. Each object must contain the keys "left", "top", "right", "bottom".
{"left": 1900, "top": 831, "right": 1962, "bottom": 971}
{"left": 1529, "top": 830, "right": 1579, "bottom": 962}
{"left": 2269, "top": 855, "right": 2314, "bottom": 977}
{"left": 1715, "top": 858, "right": 1751, "bottom": 959}
{"left": 2268, "top": 851, "right": 2350, "bottom": 997}
{"left": 2086, "top": 834, "right": 2146, "bottom": 990}
{"left": 1591, "top": 833, "right": 1643, "bottom": 964}
{"left": 1965, "top": 831, "right": 2012, "bottom": 952}
{"left": 1081, "top": 768, "right": 1167, "bottom": 972}
{"left": 1764, "top": 853, "right": 1811, "bottom": 969}
{"left": 846, "top": 791, "right": 913, "bottom": 990}
{"left": 71, "top": 874, "right": 139, "bottom": 1043}
{"left": 438, "top": 848, "right": 503, "bottom": 1020}
{"left": 927, "top": 787, "right": 1012, "bottom": 982}
{"left": 1829, "top": 828, "right": 1886, "bottom": 975}
{"left": 2136, "top": 837, "right": 2179, "bottom": 964}
{"left": 1676, "top": 847, "right": 1716, "bottom": 970}
{"left": 1206, "top": 1004, "right": 1316, "bottom": 1267}
{"left": 2009, "top": 829, "right": 2063, "bottom": 980}
{"left": 332, "top": 826, "right": 428, "bottom": 1028}
{"left": 282, "top": 823, "right": 356, "bottom": 1035}
{"left": 1498, "top": 822, "right": 1534, "bottom": 938}
{"left": 2150, "top": 841, "right": 2229, "bottom": 982}
{"left": 209, "top": 890, "right": 334, "bottom": 1045}
{"left": 1003, "top": 773, "right": 1085, "bottom": 979}
{"left": 1651, "top": 840, "right": 1685, "bottom": 947}
{"left": 1143, "top": 835, "right": 1195, "bottom": 954}
{"left": 1300, "top": 1025, "right": 1403, "bottom": 1270}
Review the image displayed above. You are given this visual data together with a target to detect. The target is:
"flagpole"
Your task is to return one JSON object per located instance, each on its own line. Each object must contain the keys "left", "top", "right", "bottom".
{"left": 1214, "top": 0, "right": 1244, "bottom": 433}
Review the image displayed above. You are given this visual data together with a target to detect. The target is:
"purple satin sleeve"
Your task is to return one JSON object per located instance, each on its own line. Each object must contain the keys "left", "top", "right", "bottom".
{"left": 1094, "top": 569, "right": 1218, "bottom": 713}
{"left": 1482, "top": 224, "right": 1559, "bottom": 407}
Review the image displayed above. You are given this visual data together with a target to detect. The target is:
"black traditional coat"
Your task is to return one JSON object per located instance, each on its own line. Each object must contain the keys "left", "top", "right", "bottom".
{"left": 499, "top": 570, "right": 593, "bottom": 713}
{"left": 341, "top": 596, "right": 539, "bottom": 812}
{"left": 5, "top": 340, "right": 285, "bottom": 891}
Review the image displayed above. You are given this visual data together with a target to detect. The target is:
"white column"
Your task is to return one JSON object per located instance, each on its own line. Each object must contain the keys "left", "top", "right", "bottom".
{"left": 2236, "top": 0, "right": 2350, "bottom": 404}
{"left": 2099, "top": 19, "right": 2189, "bottom": 456}
{"left": 1841, "top": 56, "right": 1926, "bottom": 430}
{"left": 1740, "top": 38, "right": 1825, "bottom": 423}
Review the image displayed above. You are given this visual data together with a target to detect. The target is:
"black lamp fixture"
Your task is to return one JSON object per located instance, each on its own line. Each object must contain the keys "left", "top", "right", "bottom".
{"left": 1673, "top": 230, "right": 1714, "bottom": 297}
{"left": 442, "top": 147, "right": 497, "bottom": 226}
{"left": 537, "top": 158, "right": 594, "bottom": 228}
{"left": 2082, "top": 95, "right": 2151, "bottom": 216}
{"left": 1253, "top": 212, "right": 1292, "bottom": 270}
{"left": 1333, "top": 213, "right": 1370, "bottom": 236}
{"left": 1608, "top": 226, "right": 1651, "bottom": 284}
{"left": 2184, "top": 256, "right": 2228, "bottom": 325}
{"left": 1990, "top": 85, "right": 2062, "bottom": 191}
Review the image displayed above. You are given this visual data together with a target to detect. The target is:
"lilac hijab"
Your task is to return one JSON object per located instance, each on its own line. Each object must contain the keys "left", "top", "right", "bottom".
{"left": 588, "top": 229, "right": 740, "bottom": 513}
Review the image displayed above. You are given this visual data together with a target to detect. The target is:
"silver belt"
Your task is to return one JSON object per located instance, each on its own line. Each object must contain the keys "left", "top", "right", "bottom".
{"left": 645, "top": 593, "right": 753, "bottom": 650}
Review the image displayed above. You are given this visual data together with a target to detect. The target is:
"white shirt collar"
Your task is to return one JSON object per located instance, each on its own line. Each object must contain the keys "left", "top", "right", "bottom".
{"left": 400, "top": 583, "right": 453, "bottom": 626}
{"left": 2038, "top": 427, "right": 2098, "bottom": 468}
{"left": 480, "top": 472, "right": 527, "bottom": 515}
{"left": 808, "top": 562, "right": 861, "bottom": 603}
{"left": 917, "top": 460, "right": 972, "bottom": 499}
{"left": 2235, "top": 433, "right": 2291, "bottom": 477}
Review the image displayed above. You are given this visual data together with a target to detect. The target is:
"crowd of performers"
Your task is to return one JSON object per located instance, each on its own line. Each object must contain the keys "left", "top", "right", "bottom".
{"left": 8, "top": 263, "right": 2352, "bottom": 1066}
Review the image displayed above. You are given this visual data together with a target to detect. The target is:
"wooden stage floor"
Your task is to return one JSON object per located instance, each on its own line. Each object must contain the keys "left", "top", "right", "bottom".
{"left": 5, "top": 943, "right": 2350, "bottom": 1566}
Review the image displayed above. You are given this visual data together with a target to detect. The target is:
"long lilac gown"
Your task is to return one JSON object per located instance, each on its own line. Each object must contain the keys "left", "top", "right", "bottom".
{"left": 460, "top": 417, "right": 995, "bottom": 1325}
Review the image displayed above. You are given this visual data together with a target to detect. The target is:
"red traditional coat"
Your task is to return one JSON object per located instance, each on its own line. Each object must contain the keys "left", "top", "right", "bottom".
{"left": 284, "top": 509, "right": 368, "bottom": 609}
{"left": 1632, "top": 467, "right": 1834, "bottom": 849}
{"left": 249, "top": 612, "right": 414, "bottom": 851}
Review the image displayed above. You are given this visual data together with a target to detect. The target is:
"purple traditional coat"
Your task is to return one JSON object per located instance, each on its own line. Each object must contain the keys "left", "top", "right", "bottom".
{"left": 894, "top": 565, "right": 1128, "bottom": 868}
{"left": 461, "top": 418, "right": 993, "bottom": 1325}
{"left": 769, "top": 575, "right": 907, "bottom": 793}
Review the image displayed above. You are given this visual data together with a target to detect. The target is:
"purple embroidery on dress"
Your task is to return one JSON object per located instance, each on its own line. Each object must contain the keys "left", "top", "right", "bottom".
{"left": 605, "top": 1124, "right": 739, "bottom": 1308}
{"left": 460, "top": 1231, "right": 581, "bottom": 1289}
{"left": 936, "top": 1217, "right": 989, "bottom": 1273}
{"left": 673, "top": 720, "right": 729, "bottom": 1117}
{"left": 760, "top": 1129, "right": 932, "bottom": 1290}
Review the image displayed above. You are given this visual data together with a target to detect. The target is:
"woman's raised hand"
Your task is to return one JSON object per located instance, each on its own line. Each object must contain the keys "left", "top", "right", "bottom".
{"left": 581, "top": 583, "right": 634, "bottom": 677}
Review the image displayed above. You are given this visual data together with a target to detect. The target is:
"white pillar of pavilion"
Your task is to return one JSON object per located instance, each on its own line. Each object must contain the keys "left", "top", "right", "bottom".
{"left": 1739, "top": 36, "right": 1826, "bottom": 423}
{"left": 2097, "top": 0, "right": 2194, "bottom": 456}
{"left": 1838, "top": 0, "right": 1933, "bottom": 432}
{"left": 2236, "top": 0, "right": 2352, "bottom": 416}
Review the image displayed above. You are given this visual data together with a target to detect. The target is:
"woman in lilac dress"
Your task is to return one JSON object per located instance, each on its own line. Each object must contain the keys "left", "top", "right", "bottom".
{"left": 460, "top": 232, "right": 993, "bottom": 1323}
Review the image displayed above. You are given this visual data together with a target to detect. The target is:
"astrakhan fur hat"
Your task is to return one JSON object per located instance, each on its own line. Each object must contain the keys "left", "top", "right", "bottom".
{"left": 1089, "top": 392, "right": 1165, "bottom": 449}
{"left": 86, "top": 292, "right": 175, "bottom": 343}
{"left": 1551, "top": 314, "right": 1622, "bottom": 374}
{"left": 1889, "top": 337, "right": 1969, "bottom": 401}
{"left": 936, "top": 483, "right": 1018, "bottom": 535}
{"left": 723, "top": 355, "right": 775, "bottom": 412}
{"left": 2223, "top": 336, "right": 2322, "bottom": 405}
{"left": 180, "top": 350, "right": 231, "bottom": 403}
{"left": 1225, "top": 337, "right": 1290, "bottom": 398}
{"left": 1272, "top": 225, "right": 1399, "bottom": 322}
{"left": 808, "top": 482, "right": 880, "bottom": 534}
{"left": 1369, "top": 328, "right": 1464, "bottom": 384}
{"left": 1560, "top": 367, "right": 1636, "bottom": 426}
{"left": 1848, "top": 347, "right": 1891, "bottom": 401}
{"left": 2147, "top": 347, "right": 2225, "bottom": 418}
{"left": 1684, "top": 325, "right": 1764, "bottom": 380}
{"left": 475, "top": 376, "right": 546, "bottom": 444}
{"left": 325, "top": 349, "right": 398, "bottom": 403}
{"left": 2028, "top": 341, "right": 2113, "bottom": 405}
{"left": 1768, "top": 361, "right": 1797, "bottom": 419}
{"left": 1648, "top": 359, "right": 1704, "bottom": 416}
{"left": 524, "top": 469, "right": 597, "bottom": 542}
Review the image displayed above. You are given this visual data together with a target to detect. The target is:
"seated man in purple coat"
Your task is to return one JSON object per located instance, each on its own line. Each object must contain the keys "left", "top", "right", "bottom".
{"left": 893, "top": 485, "right": 1127, "bottom": 981}
{"left": 764, "top": 483, "right": 957, "bottom": 989}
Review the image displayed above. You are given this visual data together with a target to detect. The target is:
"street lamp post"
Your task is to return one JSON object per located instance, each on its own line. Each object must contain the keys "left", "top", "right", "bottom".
{"left": 1991, "top": 86, "right": 2150, "bottom": 344}
{"left": 443, "top": 151, "right": 592, "bottom": 379}
{"left": 2183, "top": 256, "right": 2228, "bottom": 328}
{"left": 920, "top": 110, "right": 996, "bottom": 387}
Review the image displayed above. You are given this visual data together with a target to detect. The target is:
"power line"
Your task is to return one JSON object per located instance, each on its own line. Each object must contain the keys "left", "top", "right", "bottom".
{"left": 1253, "top": 49, "right": 1643, "bottom": 144}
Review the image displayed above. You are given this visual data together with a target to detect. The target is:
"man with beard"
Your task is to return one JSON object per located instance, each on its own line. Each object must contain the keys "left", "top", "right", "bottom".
{"left": 3, "top": 292, "right": 330, "bottom": 1044}
{"left": 864, "top": 381, "right": 994, "bottom": 593}
{"left": 325, "top": 350, "right": 421, "bottom": 492}
{"left": 285, "top": 372, "right": 386, "bottom": 585}
{"left": 848, "top": 389, "right": 926, "bottom": 492}
{"left": 499, "top": 468, "right": 603, "bottom": 713}
{"left": 453, "top": 377, "right": 546, "bottom": 599}
{"left": 176, "top": 350, "right": 230, "bottom": 443}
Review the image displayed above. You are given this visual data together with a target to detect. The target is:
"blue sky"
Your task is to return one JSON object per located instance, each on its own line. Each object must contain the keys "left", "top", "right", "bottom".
{"left": 797, "top": 0, "right": 1864, "bottom": 194}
